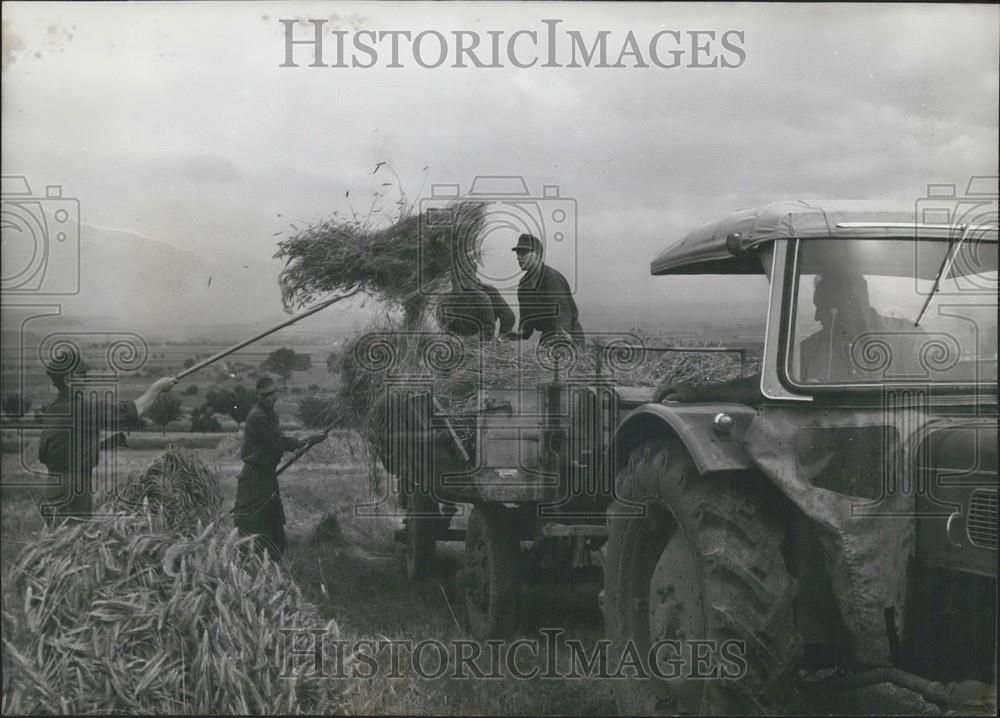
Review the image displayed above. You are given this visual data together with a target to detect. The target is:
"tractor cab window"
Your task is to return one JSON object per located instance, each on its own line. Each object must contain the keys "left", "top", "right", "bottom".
{"left": 786, "top": 239, "right": 998, "bottom": 386}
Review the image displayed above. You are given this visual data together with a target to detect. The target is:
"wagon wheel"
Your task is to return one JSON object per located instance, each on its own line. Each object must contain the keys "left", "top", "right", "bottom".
{"left": 405, "top": 493, "right": 438, "bottom": 580}
{"left": 463, "top": 504, "right": 521, "bottom": 639}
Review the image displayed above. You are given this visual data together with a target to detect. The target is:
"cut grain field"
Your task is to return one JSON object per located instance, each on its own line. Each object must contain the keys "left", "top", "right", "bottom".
{"left": 1, "top": 435, "right": 617, "bottom": 716}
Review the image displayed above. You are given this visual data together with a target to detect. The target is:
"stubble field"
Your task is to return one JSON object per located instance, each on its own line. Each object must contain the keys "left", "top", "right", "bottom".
{"left": 0, "top": 432, "right": 618, "bottom": 715}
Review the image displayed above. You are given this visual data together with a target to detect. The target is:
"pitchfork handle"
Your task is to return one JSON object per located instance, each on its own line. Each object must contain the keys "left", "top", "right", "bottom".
{"left": 175, "top": 291, "right": 358, "bottom": 381}
{"left": 275, "top": 420, "right": 341, "bottom": 476}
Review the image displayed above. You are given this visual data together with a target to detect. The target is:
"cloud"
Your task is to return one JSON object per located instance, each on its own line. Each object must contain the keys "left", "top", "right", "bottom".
{"left": 1, "top": 3, "right": 996, "bottom": 332}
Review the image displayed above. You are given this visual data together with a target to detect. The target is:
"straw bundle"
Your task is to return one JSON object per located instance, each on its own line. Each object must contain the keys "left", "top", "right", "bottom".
{"left": 274, "top": 200, "right": 487, "bottom": 325}
{"left": 109, "top": 449, "right": 222, "bottom": 535}
{"left": 1, "top": 513, "right": 339, "bottom": 715}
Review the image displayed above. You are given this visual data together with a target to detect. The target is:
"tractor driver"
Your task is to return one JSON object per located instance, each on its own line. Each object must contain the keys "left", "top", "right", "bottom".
{"left": 654, "top": 268, "right": 919, "bottom": 404}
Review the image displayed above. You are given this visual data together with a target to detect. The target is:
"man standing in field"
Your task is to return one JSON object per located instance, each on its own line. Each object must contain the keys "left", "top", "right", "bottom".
{"left": 506, "top": 233, "right": 585, "bottom": 348}
{"left": 233, "top": 375, "right": 324, "bottom": 560}
{"left": 37, "top": 346, "right": 177, "bottom": 526}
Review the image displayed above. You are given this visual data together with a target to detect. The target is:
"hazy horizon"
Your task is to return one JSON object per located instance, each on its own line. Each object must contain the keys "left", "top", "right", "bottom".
{"left": 2, "top": 2, "right": 997, "bottom": 341}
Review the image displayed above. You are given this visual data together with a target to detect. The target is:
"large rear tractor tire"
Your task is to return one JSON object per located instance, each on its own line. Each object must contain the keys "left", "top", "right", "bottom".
{"left": 604, "top": 437, "right": 802, "bottom": 715}
{"left": 463, "top": 504, "right": 521, "bottom": 639}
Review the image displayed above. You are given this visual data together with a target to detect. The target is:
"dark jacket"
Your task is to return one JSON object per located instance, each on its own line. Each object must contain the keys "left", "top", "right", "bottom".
{"left": 234, "top": 406, "right": 300, "bottom": 518}
{"left": 478, "top": 282, "right": 516, "bottom": 335}
{"left": 799, "top": 310, "right": 922, "bottom": 382}
{"left": 37, "top": 391, "right": 139, "bottom": 521}
{"left": 517, "top": 263, "right": 584, "bottom": 344}
{"left": 438, "top": 280, "right": 515, "bottom": 338}
{"left": 38, "top": 393, "right": 139, "bottom": 475}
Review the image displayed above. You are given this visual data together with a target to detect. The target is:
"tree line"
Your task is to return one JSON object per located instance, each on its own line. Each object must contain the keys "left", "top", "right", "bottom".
{"left": 3, "top": 347, "right": 343, "bottom": 434}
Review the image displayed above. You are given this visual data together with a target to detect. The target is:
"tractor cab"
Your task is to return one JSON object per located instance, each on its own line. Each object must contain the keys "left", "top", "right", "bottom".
{"left": 603, "top": 195, "right": 998, "bottom": 715}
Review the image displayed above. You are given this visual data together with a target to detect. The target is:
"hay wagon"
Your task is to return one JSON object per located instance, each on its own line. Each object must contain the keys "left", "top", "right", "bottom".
{"left": 376, "top": 345, "right": 748, "bottom": 639}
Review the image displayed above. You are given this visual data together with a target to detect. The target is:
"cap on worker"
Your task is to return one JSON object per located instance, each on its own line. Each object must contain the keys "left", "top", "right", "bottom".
{"left": 512, "top": 234, "right": 543, "bottom": 255}
{"left": 44, "top": 345, "right": 89, "bottom": 379}
{"left": 255, "top": 376, "right": 279, "bottom": 394}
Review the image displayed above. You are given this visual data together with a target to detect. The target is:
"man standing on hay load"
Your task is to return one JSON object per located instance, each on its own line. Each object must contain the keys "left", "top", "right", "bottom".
{"left": 506, "top": 233, "right": 586, "bottom": 348}
{"left": 437, "top": 264, "right": 516, "bottom": 341}
{"left": 37, "top": 346, "right": 177, "bottom": 527}
{"left": 233, "top": 376, "right": 324, "bottom": 560}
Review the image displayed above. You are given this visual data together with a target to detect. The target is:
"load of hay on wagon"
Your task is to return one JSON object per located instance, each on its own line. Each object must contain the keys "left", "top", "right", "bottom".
{"left": 273, "top": 197, "right": 758, "bottom": 468}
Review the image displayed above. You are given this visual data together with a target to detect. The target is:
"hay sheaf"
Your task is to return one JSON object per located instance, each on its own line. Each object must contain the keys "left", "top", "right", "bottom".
{"left": 1, "top": 513, "right": 340, "bottom": 715}
{"left": 109, "top": 449, "right": 222, "bottom": 534}
{"left": 274, "top": 200, "right": 486, "bottom": 323}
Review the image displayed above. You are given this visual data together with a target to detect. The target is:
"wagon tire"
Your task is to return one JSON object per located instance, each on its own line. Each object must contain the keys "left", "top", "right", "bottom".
{"left": 405, "top": 493, "right": 438, "bottom": 580}
{"left": 463, "top": 504, "right": 520, "bottom": 639}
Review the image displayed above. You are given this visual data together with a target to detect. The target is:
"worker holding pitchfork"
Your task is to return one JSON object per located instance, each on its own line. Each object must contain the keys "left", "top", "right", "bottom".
{"left": 233, "top": 376, "right": 325, "bottom": 560}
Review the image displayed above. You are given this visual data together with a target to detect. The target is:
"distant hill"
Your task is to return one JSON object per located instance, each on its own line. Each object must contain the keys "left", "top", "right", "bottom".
{"left": 2, "top": 216, "right": 767, "bottom": 345}
{"left": 2, "top": 219, "right": 376, "bottom": 342}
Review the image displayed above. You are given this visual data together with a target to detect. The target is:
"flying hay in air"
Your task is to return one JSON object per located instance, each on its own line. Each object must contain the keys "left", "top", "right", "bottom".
{"left": 274, "top": 200, "right": 487, "bottom": 327}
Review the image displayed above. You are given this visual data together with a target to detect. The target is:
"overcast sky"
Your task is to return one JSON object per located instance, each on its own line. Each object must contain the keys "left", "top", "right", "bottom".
{"left": 2, "top": 2, "right": 997, "bottom": 328}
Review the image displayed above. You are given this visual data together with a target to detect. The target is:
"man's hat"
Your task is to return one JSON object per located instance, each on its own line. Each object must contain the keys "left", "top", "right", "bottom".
{"left": 255, "top": 376, "right": 279, "bottom": 394}
{"left": 44, "top": 345, "right": 89, "bottom": 379}
{"left": 511, "top": 234, "right": 543, "bottom": 255}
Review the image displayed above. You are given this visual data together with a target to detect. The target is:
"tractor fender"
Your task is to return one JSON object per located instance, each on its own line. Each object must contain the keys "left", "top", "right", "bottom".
{"left": 610, "top": 402, "right": 757, "bottom": 477}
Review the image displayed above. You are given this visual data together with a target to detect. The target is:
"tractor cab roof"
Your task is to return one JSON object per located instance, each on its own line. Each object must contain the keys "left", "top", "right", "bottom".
{"left": 651, "top": 199, "right": 998, "bottom": 276}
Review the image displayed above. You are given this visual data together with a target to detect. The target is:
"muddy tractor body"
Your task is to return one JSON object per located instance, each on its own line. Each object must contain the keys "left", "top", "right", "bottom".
{"left": 602, "top": 198, "right": 998, "bottom": 714}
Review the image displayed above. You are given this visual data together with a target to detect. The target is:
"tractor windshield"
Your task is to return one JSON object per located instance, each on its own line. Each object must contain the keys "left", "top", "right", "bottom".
{"left": 786, "top": 238, "right": 998, "bottom": 386}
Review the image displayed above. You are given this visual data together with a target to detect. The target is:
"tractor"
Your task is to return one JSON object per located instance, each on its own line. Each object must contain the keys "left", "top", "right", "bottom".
{"left": 602, "top": 196, "right": 997, "bottom": 714}
{"left": 375, "top": 195, "right": 997, "bottom": 714}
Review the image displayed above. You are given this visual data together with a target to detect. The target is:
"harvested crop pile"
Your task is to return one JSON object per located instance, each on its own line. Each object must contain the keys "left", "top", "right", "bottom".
{"left": 109, "top": 449, "right": 222, "bottom": 535}
{"left": 274, "top": 199, "right": 486, "bottom": 326}
{"left": 340, "top": 329, "right": 757, "bottom": 417}
{"left": 336, "top": 329, "right": 760, "bottom": 478}
{"left": 1, "top": 512, "right": 339, "bottom": 715}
